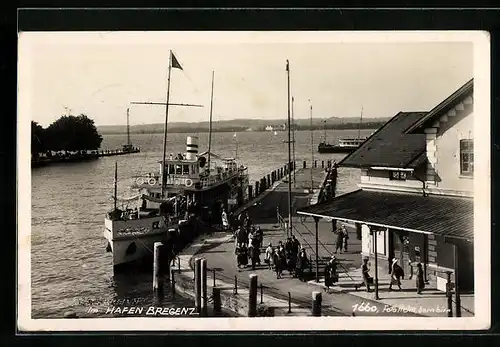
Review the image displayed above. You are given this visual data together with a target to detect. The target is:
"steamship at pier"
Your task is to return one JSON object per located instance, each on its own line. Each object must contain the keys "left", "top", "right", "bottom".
{"left": 103, "top": 51, "right": 249, "bottom": 270}
{"left": 104, "top": 135, "right": 249, "bottom": 269}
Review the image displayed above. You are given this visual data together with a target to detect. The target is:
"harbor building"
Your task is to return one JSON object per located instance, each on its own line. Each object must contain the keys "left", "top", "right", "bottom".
{"left": 298, "top": 78, "right": 474, "bottom": 294}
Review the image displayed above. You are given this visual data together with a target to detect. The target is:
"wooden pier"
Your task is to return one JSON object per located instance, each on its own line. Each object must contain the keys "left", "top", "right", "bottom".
{"left": 31, "top": 147, "right": 141, "bottom": 168}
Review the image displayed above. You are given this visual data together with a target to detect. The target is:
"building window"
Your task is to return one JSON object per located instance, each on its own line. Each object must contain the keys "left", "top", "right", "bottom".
{"left": 460, "top": 139, "right": 474, "bottom": 176}
{"left": 390, "top": 171, "right": 407, "bottom": 181}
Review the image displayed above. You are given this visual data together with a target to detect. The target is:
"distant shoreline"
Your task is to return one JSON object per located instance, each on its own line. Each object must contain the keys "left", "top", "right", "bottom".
{"left": 99, "top": 126, "right": 381, "bottom": 136}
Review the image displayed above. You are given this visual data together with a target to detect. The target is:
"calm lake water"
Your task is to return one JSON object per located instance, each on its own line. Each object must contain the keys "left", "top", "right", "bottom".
{"left": 30, "top": 129, "right": 371, "bottom": 318}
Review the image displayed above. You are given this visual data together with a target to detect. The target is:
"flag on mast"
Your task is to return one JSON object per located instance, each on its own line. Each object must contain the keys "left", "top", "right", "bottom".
{"left": 171, "top": 51, "right": 183, "bottom": 70}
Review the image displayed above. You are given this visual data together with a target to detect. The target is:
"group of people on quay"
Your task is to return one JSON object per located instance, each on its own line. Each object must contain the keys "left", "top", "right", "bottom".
{"left": 263, "top": 235, "right": 310, "bottom": 280}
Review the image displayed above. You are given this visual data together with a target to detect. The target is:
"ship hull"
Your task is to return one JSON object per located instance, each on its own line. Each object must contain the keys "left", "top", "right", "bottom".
{"left": 317, "top": 144, "right": 358, "bottom": 154}
{"left": 103, "top": 215, "right": 169, "bottom": 270}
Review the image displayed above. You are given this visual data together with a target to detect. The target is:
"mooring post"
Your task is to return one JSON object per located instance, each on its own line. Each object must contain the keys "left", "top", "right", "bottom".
{"left": 248, "top": 185, "right": 253, "bottom": 200}
{"left": 213, "top": 268, "right": 216, "bottom": 288}
{"left": 178, "top": 257, "right": 181, "bottom": 273}
{"left": 194, "top": 258, "right": 202, "bottom": 313}
{"left": 303, "top": 160, "right": 306, "bottom": 169}
{"left": 453, "top": 244, "right": 461, "bottom": 317}
{"left": 200, "top": 258, "right": 208, "bottom": 317}
{"left": 153, "top": 242, "right": 164, "bottom": 294}
{"left": 170, "top": 268, "right": 176, "bottom": 297}
{"left": 213, "top": 287, "right": 222, "bottom": 314}
{"left": 255, "top": 181, "right": 260, "bottom": 196}
{"left": 321, "top": 160, "right": 324, "bottom": 168}
{"left": 288, "top": 292, "right": 292, "bottom": 313}
{"left": 446, "top": 271, "right": 453, "bottom": 317}
{"left": 260, "top": 283, "right": 263, "bottom": 304}
{"left": 234, "top": 275, "right": 238, "bottom": 294}
{"left": 267, "top": 174, "right": 271, "bottom": 188}
{"left": 248, "top": 274, "right": 258, "bottom": 317}
{"left": 312, "top": 291, "right": 322, "bottom": 316}
{"left": 314, "top": 160, "right": 317, "bottom": 168}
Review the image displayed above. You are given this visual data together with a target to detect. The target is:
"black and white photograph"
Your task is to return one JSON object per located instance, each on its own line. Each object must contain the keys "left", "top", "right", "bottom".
{"left": 18, "top": 31, "right": 490, "bottom": 331}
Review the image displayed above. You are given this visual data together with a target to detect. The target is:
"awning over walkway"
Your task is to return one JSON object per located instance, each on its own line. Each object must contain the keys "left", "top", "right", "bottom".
{"left": 297, "top": 189, "right": 473, "bottom": 241}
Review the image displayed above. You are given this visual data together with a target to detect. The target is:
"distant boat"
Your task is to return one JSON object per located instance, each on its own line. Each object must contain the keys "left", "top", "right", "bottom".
{"left": 318, "top": 106, "right": 367, "bottom": 154}
{"left": 273, "top": 131, "right": 278, "bottom": 136}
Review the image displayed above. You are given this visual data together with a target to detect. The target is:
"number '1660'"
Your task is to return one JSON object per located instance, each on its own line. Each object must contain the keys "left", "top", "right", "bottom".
{"left": 352, "top": 302, "right": 378, "bottom": 313}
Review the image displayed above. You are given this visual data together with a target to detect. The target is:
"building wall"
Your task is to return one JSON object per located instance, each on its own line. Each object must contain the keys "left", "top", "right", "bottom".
{"left": 425, "top": 106, "right": 473, "bottom": 197}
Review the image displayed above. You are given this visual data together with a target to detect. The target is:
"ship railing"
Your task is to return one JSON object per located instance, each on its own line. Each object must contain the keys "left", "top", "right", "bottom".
{"left": 199, "top": 169, "right": 242, "bottom": 189}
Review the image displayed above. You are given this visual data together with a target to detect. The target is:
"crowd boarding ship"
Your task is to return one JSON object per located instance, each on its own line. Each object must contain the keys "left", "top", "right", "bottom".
{"left": 103, "top": 51, "right": 249, "bottom": 270}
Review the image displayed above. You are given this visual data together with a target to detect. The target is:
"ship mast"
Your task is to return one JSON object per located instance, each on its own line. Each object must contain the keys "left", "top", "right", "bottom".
{"left": 323, "top": 119, "right": 327, "bottom": 143}
{"left": 126, "top": 107, "right": 131, "bottom": 147}
{"left": 291, "top": 96, "right": 296, "bottom": 188}
{"left": 160, "top": 52, "right": 174, "bottom": 199}
{"left": 286, "top": 60, "right": 292, "bottom": 237}
{"left": 357, "top": 106, "right": 363, "bottom": 141}
{"left": 207, "top": 71, "right": 215, "bottom": 173}
{"left": 310, "top": 101, "right": 314, "bottom": 192}
{"left": 130, "top": 51, "right": 202, "bottom": 200}
{"left": 113, "top": 161, "right": 118, "bottom": 211}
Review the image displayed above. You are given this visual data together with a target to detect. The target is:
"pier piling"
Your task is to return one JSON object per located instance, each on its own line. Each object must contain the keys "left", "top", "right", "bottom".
{"left": 201, "top": 258, "right": 208, "bottom": 317}
{"left": 314, "top": 160, "right": 317, "bottom": 168}
{"left": 312, "top": 291, "right": 322, "bottom": 316}
{"left": 255, "top": 181, "right": 260, "bottom": 196}
{"left": 194, "top": 258, "right": 202, "bottom": 313}
{"left": 213, "top": 287, "right": 222, "bottom": 314}
{"left": 248, "top": 274, "right": 258, "bottom": 317}
{"left": 170, "top": 268, "right": 176, "bottom": 297}
{"left": 234, "top": 275, "right": 238, "bottom": 294}
{"left": 153, "top": 242, "right": 164, "bottom": 294}
{"left": 260, "top": 283, "right": 263, "bottom": 304}
{"left": 288, "top": 292, "right": 292, "bottom": 313}
{"left": 248, "top": 185, "right": 253, "bottom": 200}
{"left": 267, "top": 174, "right": 271, "bottom": 188}
{"left": 321, "top": 160, "right": 324, "bottom": 168}
{"left": 303, "top": 160, "right": 306, "bottom": 169}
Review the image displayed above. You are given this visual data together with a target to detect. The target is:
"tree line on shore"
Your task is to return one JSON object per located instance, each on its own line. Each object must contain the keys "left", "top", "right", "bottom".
{"left": 31, "top": 114, "right": 103, "bottom": 159}
{"left": 100, "top": 121, "right": 385, "bottom": 135}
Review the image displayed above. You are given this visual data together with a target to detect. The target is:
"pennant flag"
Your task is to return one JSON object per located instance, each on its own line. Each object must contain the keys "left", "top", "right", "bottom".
{"left": 171, "top": 52, "right": 183, "bottom": 70}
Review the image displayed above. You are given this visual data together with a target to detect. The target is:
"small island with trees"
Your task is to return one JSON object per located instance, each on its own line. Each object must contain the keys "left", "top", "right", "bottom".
{"left": 31, "top": 114, "right": 139, "bottom": 168}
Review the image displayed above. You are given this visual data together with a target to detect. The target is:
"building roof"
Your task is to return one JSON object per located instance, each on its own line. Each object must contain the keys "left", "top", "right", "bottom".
{"left": 406, "top": 78, "right": 474, "bottom": 134}
{"left": 297, "top": 189, "right": 473, "bottom": 241}
{"left": 338, "top": 112, "right": 428, "bottom": 169}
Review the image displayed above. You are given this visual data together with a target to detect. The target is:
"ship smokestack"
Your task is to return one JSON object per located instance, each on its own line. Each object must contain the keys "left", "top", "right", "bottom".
{"left": 186, "top": 136, "right": 199, "bottom": 160}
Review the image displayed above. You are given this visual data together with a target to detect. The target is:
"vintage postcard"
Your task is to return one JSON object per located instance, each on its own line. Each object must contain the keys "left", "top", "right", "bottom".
{"left": 18, "top": 30, "right": 490, "bottom": 331}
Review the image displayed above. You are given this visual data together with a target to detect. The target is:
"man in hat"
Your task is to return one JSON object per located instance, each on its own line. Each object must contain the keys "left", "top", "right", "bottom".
{"left": 389, "top": 258, "right": 404, "bottom": 291}
{"left": 355, "top": 258, "right": 371, "bottom": 292}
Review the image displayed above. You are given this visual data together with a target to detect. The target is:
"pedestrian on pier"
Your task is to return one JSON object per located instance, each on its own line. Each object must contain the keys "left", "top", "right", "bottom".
{"left": 273, "top": 249, "right": 283, "bottom": 279}
{"left": 295, "top": 248, "right": 308, "bottom": 281}
{"left": 221, "top": 209, "right": 229, "bottom": 231}
{"left": 389, "top": 258, "right": 404, "bottom": 291}
{"left": 342, "top": 226, "right": 349, "bottom": 252}
{"left": 265, "top": 243, "right": 274, "bottom": 270}
{"left": 355, "top": 258, "right": 372, "bottom": 292}
{"left": 416, "top": 263, "right": 425, "bottom": 294}
{"left": 324, "top": 256, "right": 338, "bottom": 293}
{"left": 334, "top": 228, "right": 344, "bottom": 254}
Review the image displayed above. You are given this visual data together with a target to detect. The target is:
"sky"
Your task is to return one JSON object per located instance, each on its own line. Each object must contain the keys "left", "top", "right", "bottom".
{"left": 19, "top": 32, "right": 476, "bottom": 127}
